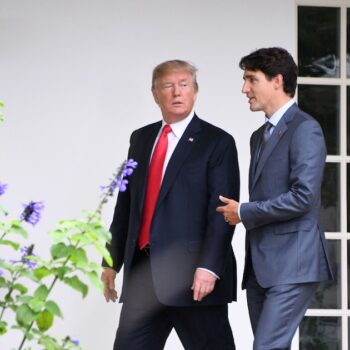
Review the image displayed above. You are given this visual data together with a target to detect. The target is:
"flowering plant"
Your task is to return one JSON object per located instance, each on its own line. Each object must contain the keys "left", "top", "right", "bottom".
{"left": 0, "top": 103, "right": 137, "bottom": 349}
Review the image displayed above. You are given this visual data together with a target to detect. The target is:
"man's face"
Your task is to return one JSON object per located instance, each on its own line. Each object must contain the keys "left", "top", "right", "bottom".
{"left": 241, "top": 69, "right": 278, "bottom": 117}
{"left": 152, "top": 70, "right": 197, "bottom": 123}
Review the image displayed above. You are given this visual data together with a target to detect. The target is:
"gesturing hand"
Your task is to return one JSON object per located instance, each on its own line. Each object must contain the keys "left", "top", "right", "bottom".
{"left": 216, "top": 195, "right": 241, "bottom": 225}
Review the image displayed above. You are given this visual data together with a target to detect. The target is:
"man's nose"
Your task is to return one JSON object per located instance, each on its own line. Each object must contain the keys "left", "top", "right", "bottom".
{"left": 173, "top": 84, "right": 181, "bottom": 96}
{"left": 241, "top": 82, "right": 249, "bottom": 94}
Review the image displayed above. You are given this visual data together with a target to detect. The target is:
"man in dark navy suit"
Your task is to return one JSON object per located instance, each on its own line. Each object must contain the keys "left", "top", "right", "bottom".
{"left": 217, "top": 48, "right": 333, "bottom": 350}
{"left": 101, "top": 60, "right": 240, "bottom": 349}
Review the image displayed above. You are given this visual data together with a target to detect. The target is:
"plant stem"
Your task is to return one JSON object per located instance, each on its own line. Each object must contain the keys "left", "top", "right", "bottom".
{"left": 17, "top": 195, "right": 108, "bottom": 349}
{"left": 17, "top": 214, "right": 98, "bottom": 350}
{"left": 0, "top": 272, "right": 19, "bottom": 321}
{"left": 0, "top": 286, "right": 13, "bottom": 320}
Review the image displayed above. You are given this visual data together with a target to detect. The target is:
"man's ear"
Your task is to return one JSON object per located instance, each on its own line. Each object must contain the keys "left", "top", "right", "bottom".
{"left": 273, "top": 74, "right": 284, "bottom": 90}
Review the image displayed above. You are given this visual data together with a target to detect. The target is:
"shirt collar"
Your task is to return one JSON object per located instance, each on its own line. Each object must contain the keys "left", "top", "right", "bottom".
{"left": 162, "top": 109, "right": 195, "bottom": 138}
{"left": 266, "top": 99, "right": 294, "bottom": 127}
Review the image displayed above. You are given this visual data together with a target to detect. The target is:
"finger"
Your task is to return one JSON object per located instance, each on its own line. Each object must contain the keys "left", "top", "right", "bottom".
{"left": 104, "top": 289, "right": 111, "bottom": 302}
{"left": 219, "top": 195, "right": 232, "bottom": 204}
{"left": 216, "top": 206, "right": 226, "bottom": 213}
{"left": 104, "top": 288, "right": 118, "bottom": 303}
{"left": 192, "top": 284, "right": 200, "bottom": 301}
{"left": 109, "top": 289, "right": 118, "bottom": 302}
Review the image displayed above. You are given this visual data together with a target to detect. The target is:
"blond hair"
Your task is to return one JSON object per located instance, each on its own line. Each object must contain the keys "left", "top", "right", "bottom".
{"left": 151, "top": 60, "right": 198, "bottom": 91}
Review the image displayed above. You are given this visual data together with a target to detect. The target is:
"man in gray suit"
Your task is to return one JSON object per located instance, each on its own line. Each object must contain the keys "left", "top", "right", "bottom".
{"left": 217, "top": 47, "right": 333, "bottom": 350}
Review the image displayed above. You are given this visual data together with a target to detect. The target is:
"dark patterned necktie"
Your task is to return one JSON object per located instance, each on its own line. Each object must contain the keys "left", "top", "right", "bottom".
{"left": 256, "top": 121, "right": 273, "bottom": 164}
{"left": 261, "top": 121, "right": 273, "bottom": 151}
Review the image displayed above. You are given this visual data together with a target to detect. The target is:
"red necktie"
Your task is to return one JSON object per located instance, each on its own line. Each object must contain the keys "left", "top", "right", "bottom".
{"left": 138, "top": 124, "right": 172, "bottom": 249}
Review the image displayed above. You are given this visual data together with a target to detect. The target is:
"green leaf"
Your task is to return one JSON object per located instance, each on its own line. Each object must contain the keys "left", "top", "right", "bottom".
{"left": 38, "top": 335, "right": 61, "bottom": 350}
{"left": 0, "top": 239, "right": 20, "bottom": 250}
{"left": 10, "top": 220, "right": 28, "bottom": 238}
{"left": 28, "top": 298, "right": 45, "bottom": 312}
{"left": 48, "top": 228, "right": 68, "bottom": 243}
{"left": 33, "top": 266, "right": 53, "bottom": 280}
{"left": 52, "top": 266, "right": 72, "bottom": 280}
{"left": 86, "top": 271, "right": 104, "bottom": 292}
{"left": 70, "top": 233, "right": 92, "bottom": 244}
{"left": 13, "top": 283, "right": 28, "bottom": 294}
{"left": 45, "top": 300, "right": 63, "bottom": 318}
{"left": 34, "top": 285, "right": 49, "bottom": 301}
{"left": 0, "top": 101, "right": 4, "bottom": 108}
{"left": 36, "top": 309, "right": 54, "bottom": 331}
{"left": 16, "top": 303, "right": 38, "bottom": 326}
{"left": 4, "top": 293, "right": 14, "bottom": 303}
{"left": 70, "top": 247, "right": 88, "bottom": 268}
{"left": 0, "top": 276, "right": 8, "bottom": 288}
{"left": 0, "top": 320, "right": 7, "bottom": 335}
{"left": 90, "top": 225, "right": 111, "bottom": 242}
{"left": 63, "top": 276, "right": 88, "bottom": 298}
{"left": 51, "top": 242, "right": 74, "bottom": 259}
{"left": 16, "top": 295, "right": 32, "bottom": 303}
{"left": 95, "top": 244, "right": 113, "bottom": 267}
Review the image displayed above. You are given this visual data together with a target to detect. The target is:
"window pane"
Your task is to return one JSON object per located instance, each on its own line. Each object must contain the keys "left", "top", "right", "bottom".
{"left": 347, "top": 241, "right": 350, "bottom": 308}
{"left": 347, "top": 9, "right": 350, "bottom": 77}
{"left": 348, "top": 164, "right": 350, "bottom": 231}
{"left": 346, "top": 88, "right": 350, "bottom": 155}
{"left": 300, "top": 317, "right": 341, "bottom": 349}
{"left": 320, "top": 163, "right": 340, "bottom": 232}
{"left": 298, "top": 85, "right": 340, "bottom": 155}
{"left": 309, "top": 240, "right": 340, "bottom": 309}
{"left": 298, "top": 6, "right": 340, "bottom": 77}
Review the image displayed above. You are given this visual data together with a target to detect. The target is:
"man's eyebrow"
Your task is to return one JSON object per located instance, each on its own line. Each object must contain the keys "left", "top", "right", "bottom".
{"left": 243, "top": 73, "right": 255, "bottom": 80}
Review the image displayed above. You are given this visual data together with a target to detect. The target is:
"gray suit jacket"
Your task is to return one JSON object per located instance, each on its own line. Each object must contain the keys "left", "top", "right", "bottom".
{"left": 241, "top": 103, "right": 333, "bottom": 289}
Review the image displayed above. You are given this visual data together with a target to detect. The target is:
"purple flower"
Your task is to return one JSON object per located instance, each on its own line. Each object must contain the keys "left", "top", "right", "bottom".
{"left": 10, "top": 245, "right": 38, "bottom": 270}
{"left": 0, "top": 269, "right": 3, "bottom": 277}
{"left": 101, "top": 159, "right": 138, "bottom": 195}
{"left": 20, "top": 201, "right": 44, "bottom": 225}
{"left": 63, "top": 336, "right": 80, "bottom": 347}
{"left": 0, "top": 183, "right": 8, "bottom": 196}
{"left": 116, "top": 179, "right": 128, "bottom": 192}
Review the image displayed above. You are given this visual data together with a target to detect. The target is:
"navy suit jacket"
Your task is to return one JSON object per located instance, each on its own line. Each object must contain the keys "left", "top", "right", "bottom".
{"left": 241, "top": 103, "right": 333, "bottom": 289}
{"left": 107, "top": 115, "right": 240, "bottom": 306}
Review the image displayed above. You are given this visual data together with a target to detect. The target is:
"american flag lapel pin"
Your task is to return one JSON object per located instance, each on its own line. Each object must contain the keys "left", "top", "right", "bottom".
{"left": 188, "top": 137, "right": 194, "bottom": 142}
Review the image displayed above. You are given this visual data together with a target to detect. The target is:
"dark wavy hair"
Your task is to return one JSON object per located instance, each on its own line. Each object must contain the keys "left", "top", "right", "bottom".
{"left": 239, "top": 47, "right": 298, "bottom": 97}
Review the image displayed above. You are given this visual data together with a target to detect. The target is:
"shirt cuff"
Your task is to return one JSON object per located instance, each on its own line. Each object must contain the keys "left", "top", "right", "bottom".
{"left": 238, "top": 203, "right": 242, "bottom": 220}
{"left": 197, "top": 267, "right": 219, "bottom": 279}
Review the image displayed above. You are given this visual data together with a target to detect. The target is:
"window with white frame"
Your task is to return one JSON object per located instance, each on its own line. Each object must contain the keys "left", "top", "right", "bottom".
{"left": 297, "top": 1, "right": 349, "bottom": 349}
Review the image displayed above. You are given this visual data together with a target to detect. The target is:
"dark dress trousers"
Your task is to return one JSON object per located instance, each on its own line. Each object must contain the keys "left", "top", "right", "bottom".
{"left": 106, "top": 115, "right": 240, "bottom": 349}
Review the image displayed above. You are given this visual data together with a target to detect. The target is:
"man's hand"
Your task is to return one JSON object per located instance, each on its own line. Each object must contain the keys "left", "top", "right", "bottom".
{"left": 101, "top": 267, "right": 118, "bottom": 303}
{"left": 216, "top": 195, "right": 241, "bottom": 225}
{"left": 191, "top": 268, "right": 217, "bottom": 302}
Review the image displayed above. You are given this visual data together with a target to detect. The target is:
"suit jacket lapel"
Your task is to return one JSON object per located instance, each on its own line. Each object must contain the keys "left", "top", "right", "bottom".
{"left": 249, "top": 127, "right": 264, "bottom": 192}
{"left": 251, "top": 104, "right": 298, "bottom": 192}
{"left": 156, "top": 115, "right": 201, "bottom": 210}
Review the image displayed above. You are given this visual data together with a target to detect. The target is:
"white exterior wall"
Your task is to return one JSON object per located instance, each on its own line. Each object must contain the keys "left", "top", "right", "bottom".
{"left": 0, "top": 1, "right": 295, "bottom": 349}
